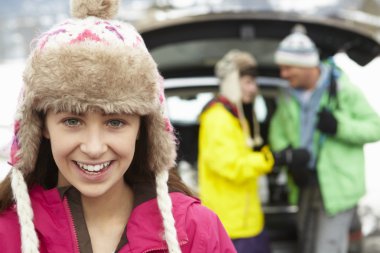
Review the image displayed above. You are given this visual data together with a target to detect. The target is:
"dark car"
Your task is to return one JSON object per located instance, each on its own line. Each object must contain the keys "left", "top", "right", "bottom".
{"left": 137, "top": 10, "right": 380, "bottom": 253}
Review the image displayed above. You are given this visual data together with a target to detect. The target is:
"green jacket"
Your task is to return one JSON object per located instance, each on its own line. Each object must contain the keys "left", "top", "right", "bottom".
{"left": 269, "top": 64, "right": 380, "bottom": 215}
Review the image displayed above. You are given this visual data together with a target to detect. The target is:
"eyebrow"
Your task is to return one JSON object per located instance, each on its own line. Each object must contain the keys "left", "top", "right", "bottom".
{"left": 57, "top": 111, "right": 85, "bottom": 116}
{"left": 57, "top": 111, "right": 129, "bottom": 117}
{"left": 102, "top": 113, "right": 125, "bottom": 116}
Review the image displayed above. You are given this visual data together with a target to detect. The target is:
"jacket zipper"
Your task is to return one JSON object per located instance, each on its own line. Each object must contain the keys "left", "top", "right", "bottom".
{"left": 63, "top": 197, "right": 81, "bottom": 253}
{"left": 142, "top": 240, "right": 188, "bottom": 253}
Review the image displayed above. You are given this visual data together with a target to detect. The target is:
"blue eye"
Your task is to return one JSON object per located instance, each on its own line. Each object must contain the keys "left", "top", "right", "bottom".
{"left": 64, "top": 118, "right": 81, "bottom": 127}
{"left": 107, "top": 119, "right": 124, "bottom": 128}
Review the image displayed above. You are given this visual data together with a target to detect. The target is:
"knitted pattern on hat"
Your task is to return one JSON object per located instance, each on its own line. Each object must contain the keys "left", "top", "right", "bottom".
{"left": 9, "top": 0, "right": 180, "bottom": 252}
{"left": 274, "top": 24, "right": 320, "bottom": 67}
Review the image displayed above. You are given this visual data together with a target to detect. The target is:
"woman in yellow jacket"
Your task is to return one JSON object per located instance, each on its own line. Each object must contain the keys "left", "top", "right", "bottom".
{"left": 198, "top": 49, "right": 275, "bottom": 253}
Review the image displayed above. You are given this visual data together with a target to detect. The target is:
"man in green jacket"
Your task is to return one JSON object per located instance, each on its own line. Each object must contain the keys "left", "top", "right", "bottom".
{"left": 269, "top": 25, "right": 380, "bottom": 253}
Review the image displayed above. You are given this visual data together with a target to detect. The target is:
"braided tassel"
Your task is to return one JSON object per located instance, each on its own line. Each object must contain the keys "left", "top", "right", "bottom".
{"left": 11, "top": 169, "right": 39, "bottom": 253}
{"left": 155, "top": 169, "right": 182, "bottom": 253}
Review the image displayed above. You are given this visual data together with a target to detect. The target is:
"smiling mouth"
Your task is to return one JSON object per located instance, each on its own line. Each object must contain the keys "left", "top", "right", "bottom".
{"left": 75, "top": 161, "right": 112, "bottom": 174}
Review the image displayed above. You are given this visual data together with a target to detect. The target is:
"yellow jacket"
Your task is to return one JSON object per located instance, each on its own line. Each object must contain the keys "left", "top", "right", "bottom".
{"left": 198, "top": 102, "right": 274, "bottom": 239}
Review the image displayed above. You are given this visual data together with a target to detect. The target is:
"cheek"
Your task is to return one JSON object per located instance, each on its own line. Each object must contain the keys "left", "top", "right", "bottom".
{"left": 289, "top": 73, "right": 300, "bottom": 82}
{"left": 301, "top": 73, "right": 310, "bottom": 83}
{"left": 241, "top": 83, "right": 251, "bottom": 93}
{"left": 49, "top": 134, "right": 76, "bottom": 160}
{"left": 280, "top": 70, "right": 287, "bottom": 78}
{"left": 112, "top": 135, "right": 138, "bottom": 158}
{"left": 251, "top": 84, "right": 258, "bottom": 93}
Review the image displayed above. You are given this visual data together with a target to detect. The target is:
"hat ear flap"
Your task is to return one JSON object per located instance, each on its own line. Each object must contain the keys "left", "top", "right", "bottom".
{"left": 14, "top": 108, "right": 42, "bottom": 173}
{"left": 145, "top": 111, "right": 176, "bottom": 171}
{"left": 219, "top": 70, "right": 241, "bottom": 104}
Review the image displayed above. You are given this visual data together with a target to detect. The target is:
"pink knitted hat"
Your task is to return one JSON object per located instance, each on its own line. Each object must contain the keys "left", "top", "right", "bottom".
{"left": 9, "top": 0, "right": 181, "bottom": 252}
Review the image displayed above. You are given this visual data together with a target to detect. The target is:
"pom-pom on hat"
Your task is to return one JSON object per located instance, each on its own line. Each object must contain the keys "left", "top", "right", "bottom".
{"left": 9, "top": 0, "right": 182, "bottom": 252}
{"left": 274, "top": 24, "right": 320, "bottom": 68}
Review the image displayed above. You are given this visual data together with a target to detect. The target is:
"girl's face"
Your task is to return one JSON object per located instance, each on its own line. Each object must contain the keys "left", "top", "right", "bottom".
{"left": 240, "top": 74, "right": 258, "bottom": 103}
{"left": 43, "top": 110, "right": 140, "bottom": 198}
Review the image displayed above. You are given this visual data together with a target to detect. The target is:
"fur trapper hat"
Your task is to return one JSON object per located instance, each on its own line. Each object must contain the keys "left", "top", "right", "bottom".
{"left": 9, "top": 0, "right": 181, "bottom": 252}
{"left": 215, "top": 49, "right": 257, "bottom": 103}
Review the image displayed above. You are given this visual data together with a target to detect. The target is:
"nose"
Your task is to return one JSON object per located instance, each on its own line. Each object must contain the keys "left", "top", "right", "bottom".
{"left": 279, "top": 69, "right": 286, "bottom": 78}
{"left": 80, "top": 127, "right": 107, "bottom": 158}
{"left": 279, "top": 67, "right": 290, "bottom": 79}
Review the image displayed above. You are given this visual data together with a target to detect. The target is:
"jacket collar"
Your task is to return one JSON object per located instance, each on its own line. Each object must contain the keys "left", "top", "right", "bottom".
{"left": 126, "top": 192, "right": 196, "bottom": 252}
{"left": 31, "top": 185, "right": 196, "bottom": 252}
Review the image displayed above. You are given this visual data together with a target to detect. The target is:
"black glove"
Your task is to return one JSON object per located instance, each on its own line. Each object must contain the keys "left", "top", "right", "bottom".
{"left": 317, "top": 107, "right": 338, "bottom": 135}
{"left": 273, "top": 147, "right": 310, "bottom": 168}
{"left": 273, "top": 147, "right": 311, "bottom": 188}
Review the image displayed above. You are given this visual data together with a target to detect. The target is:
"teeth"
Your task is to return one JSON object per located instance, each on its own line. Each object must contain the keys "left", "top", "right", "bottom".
{"left": 76, "top": 161, "right": 111, "bottom": 172}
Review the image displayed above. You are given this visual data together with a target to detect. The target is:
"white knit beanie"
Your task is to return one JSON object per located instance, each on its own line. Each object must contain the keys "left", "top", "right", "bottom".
{"left": 274, "top": 24, "right": 320, "bottom": 67}
{"left": 9, "top": 0, "right": 181, "bottom": 252}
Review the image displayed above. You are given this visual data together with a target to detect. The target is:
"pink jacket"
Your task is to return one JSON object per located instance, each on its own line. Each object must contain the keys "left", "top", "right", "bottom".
{"left": 0, "top": 186, "right": 236, "bottom": 253}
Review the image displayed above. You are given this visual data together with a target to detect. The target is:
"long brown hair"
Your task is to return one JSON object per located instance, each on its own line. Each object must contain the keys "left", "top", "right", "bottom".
{"left": 0, "top": 116, "right": 192, "bottom": 212}
{"left": 124, "top": 116, "right": 193, "bottom": 196}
